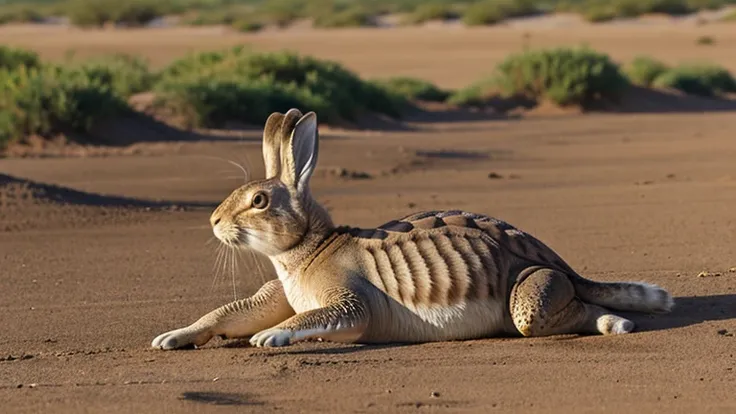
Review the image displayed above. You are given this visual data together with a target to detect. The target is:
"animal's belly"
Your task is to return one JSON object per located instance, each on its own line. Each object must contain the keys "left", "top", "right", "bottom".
{"left": 367, "top": 297, "right": 507, "bottom": 343}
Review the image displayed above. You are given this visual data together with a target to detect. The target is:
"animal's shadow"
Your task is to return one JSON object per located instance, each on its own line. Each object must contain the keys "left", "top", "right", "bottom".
{"left": 625, "top": 294, "right": 736, "bottom": 333}
{"left": 180, "top": 391, "right": 263, "bottom": 406}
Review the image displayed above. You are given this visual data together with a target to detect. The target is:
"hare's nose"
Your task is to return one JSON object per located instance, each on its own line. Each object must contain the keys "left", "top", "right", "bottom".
{"left": 210, "top": 215, "right": 222, "bottom": 227}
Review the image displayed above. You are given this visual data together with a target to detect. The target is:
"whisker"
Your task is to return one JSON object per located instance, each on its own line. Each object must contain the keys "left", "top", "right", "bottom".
{"left": 210, "top": 244, "right": 226, "bottom": 294}
{"left": 190, "top": 154, "right": 251, "bottom": 183}
{"left": 229, "top": 247, "right": 238, "bottom": 301}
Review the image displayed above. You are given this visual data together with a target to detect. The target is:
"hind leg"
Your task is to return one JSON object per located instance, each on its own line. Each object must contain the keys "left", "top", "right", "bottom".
{"left": 510, "top": 268, "right": 635, "bottom": 337}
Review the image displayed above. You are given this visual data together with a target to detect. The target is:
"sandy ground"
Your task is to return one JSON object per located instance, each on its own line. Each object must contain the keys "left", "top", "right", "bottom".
{"left": 1, "top": 23, "right": 736, "bottom": 413}
{"left": 2, "top": 111, "right": 735, "bottom": 413}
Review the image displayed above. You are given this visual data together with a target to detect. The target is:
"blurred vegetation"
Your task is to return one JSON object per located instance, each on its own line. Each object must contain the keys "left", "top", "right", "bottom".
{"left": 2, "top": 0, "right": 736, "bottom": 28}
{"left": 451, "top": 47, "right": 629, "bottom": 107}
{"left": 153, "top": 46, "right": 407, "bottom": 128}
{"left": 624, "top": 56, "right": 670, "bottom": 87}
{"left": 1, "top": 42, "right": 735, "bottom": 149}
{"left": 652, "top": 63, "right": 736, "bottom": 96}
{"left": 371, "top": 77, "right": 451, "bottom": 102}
{"left": 0, "top": 65, "right": 128, "bottom": 147}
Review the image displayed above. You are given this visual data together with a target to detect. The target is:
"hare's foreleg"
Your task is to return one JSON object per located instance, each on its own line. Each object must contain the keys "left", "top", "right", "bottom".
{"left": 152, "top": 279, "right": 295, "bottom": 350}
{"left": 249, "top": 288, "right": 369, "bottom": 347}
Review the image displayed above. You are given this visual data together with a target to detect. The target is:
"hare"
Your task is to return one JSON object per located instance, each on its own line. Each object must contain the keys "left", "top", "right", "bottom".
{"left": 152, "top": 108, "right": 674, "bottom": 350}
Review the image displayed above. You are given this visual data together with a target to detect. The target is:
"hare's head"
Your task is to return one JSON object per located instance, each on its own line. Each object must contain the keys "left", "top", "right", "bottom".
{"left": 210, "top": 109, "right": 333, "bottom": 257}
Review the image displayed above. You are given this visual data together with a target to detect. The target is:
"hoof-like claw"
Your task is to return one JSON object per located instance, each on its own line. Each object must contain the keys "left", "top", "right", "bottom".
{"left": 250, "top": 328, "right": 293, "bottom": 347}
{"left": 151, "top": 326, "right": 212, "bottom": 350}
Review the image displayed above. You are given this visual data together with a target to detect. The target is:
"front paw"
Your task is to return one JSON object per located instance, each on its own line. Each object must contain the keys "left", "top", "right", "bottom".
{"left": 249, "top": 328, "right": 293, "bottom": 347}
{"left": 151, "top": 326, "right": 213, "bottom": 350}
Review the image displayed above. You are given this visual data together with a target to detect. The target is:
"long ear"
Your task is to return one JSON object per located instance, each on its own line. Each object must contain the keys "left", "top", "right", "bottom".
{"left": 280, "top": 111, "right": 318, "bottom": 193}
{"left": 262, "top": 109, "right": 302, "bottom": 179}
{"left": 262, "top": 112, "right": 285, "bottom": 179}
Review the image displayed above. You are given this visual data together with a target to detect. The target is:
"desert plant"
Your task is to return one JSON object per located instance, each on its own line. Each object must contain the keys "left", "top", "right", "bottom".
{"left": 582, "top": 6, "right": 618, "bottom": 22}
{"left": 0, "top": 5, "right": 46, "bottom": 24}
{"left": 696, "top": 35, "right": 715, "bottom": 45}
{"left": 154, "top": 48, "right": 406, "bottom": 128}
{"left": 0, "top": 65, "right": 128, "bottom": 147}
{"left": 447, "top": 77, "right": 502, "bottom": 106}
{"left": 372, "top": 76, "right": 450, "bottom": 102}
{"left": 401, "top": 2, "right": 459, "bottom": 24}
{"left": 66, "top": 0, "right": 165, "bottom": 27}
{"left": 624, "top": 56, "right": 670, "bottom": 86}
{"left": 0, "top": 46, "right": 40, "bottom": 70}
{"left": 462, "top": 0, "right": 540, "bottom": 26}
{"left": 653, "top": 63, "right": 736, "bottom": 96}
{"left": 67, "top": 54, "right": 156, "bottom": 97}
{"left": 312, "top": 6, "right": 375, "bottom": 28}
{"left": 456, "top": 47, "right": 629, "bottom": 107}
{"left": 232, "top": 18, "right": 264, "bottom": 32}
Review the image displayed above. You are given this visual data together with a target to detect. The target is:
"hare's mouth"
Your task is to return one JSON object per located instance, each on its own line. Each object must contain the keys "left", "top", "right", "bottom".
{"left": 212, "top": 222, "right": 241, "bottom": 247}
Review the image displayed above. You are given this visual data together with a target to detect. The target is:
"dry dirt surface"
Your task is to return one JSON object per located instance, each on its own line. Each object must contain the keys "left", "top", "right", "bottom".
{"left": 1, "top": 23, "right": 736, "bottom": 414}
{"left": 2, "top": 111, "right": 736, "bottom": 413}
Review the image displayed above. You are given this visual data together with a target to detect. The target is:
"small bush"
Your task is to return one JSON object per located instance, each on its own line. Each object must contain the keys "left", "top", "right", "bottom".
{"left": 66, "top": 0, "right": 165, "bottom": 27}
{"left": 469, "top": 47, "right": 629, "bottom": 107}
{"left": 447, "top": 77, "right": 502, "bottom": 106}
{"left": 312, "top": 7, "right": 375, "bottom": 28}
{"left": 258, "top": 0, "right": 304, "bottom": 28}
{"left": 233, "top": 19, "right": 264, "bottom": 32}
{"left": 0, "top": 66, "right": 128, "bottom": 147}
{"left": 624, "top": 56, "right": 670, "bottom": 86}
{"left": 0, "top": 46, "right": 40, "bottom": 71}
{"left": 372, "top": 77, "right": 450, "bottom": 102}
{"left": 402, "top": 3, "right": 459, "bottom": 25}
{"left": 154, "top": 48, "right": 406, "bottom": 128}
{"left": 582, "top": 6, "right": 618, "bottom": 22}
{"left": 696, "top": 35, "right": 715, "bottom": 45}
{"left": 68, "top": 54, "right": 156, "bottom": 97}
{"left": 653, "top": 64, "right": 736, "bottom": 96}
{"left": 0, "top": 5, "right": 47, "bottom": 24}
{"left": 462, "top": 0, "right": 540, "bottom": 26}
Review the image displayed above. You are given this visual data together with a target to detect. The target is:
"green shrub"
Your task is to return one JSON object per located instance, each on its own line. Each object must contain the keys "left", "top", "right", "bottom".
{"left": 0, "top": 5, "right": 47, "bottom": 24}
{"left": 67, "top": 54, "right": 156, "bottom": 97}
{"left": 624, "top": 56, "right": 670, "bottom": 86}
{"left": 312, "top": 6, "right": 375, "bottom": 28}
{"left": 582, "top": 6, "right": 618, "bottom": 22}
{"left": 402, "top": 3, "right": 459, "bottom": 25}
{"left": 644, "top": 0, "right": 693, "bottom": 15}
{"left": 465, "top": 47, "right": 629, "bottom": 107}
{"left": 696, "top": 35, "right": 715, "bottom": 45}
{"left": 0, "top": 46, "right": 40, "bottom": 70}
{"left": 258, "top": 0, "right": 305, "bottom": 27}
{"left": 154, "top": 47, "right": 406, "bottom": 128}
{"left": 462, "top": 0, "right": 540, "bottom": 26}
{"left": 0, "top": 66, "right": 128, "bottom": 147}
{"left": 653, "top": 64, "right": 736, "bottom": 96}
{"left": 372, "top": 77, "right": 450, "bottom": 102}
{"left": 447, "top": 77, "right": 502, "bottom": 106}
{"left": 66, "top": 0, "right": 165, "bottom": 27}
{"left": 233, "top": 19, "right": 264, "bottom": 32}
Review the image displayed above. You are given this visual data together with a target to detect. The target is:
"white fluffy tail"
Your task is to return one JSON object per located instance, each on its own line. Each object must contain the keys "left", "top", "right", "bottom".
{"left": 571, "top": 277, "right": 674, "bottom": 314}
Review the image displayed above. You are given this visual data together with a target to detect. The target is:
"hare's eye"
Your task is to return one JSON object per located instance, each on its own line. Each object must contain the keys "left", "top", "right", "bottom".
{"left": 252, "top": 192, "right": 269, "bottom": 209}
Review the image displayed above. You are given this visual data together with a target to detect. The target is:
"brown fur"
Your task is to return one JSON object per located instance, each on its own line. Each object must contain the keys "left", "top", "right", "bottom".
{"left": 152, "top": 109, "right": 674, "bottom": 350}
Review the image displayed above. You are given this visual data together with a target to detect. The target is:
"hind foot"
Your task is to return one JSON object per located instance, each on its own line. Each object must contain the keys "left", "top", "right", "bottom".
{"left": 596, "top": 314, "right": 635, "bottom": 335}
{"left": 510, "top": 267, "right": 636, "bottom": 336}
